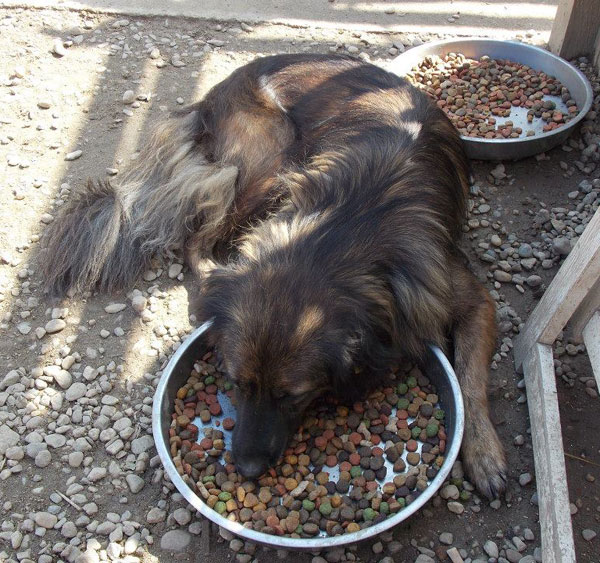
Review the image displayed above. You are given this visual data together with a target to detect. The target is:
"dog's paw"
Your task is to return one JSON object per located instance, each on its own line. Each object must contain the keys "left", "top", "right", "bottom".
{"left": 461, "top": 420, "right": 507, "bottom": 500}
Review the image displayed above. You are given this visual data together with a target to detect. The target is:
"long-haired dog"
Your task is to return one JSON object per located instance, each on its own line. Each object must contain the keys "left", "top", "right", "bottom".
{"left": 42, "top": 54, "right": 506, "bottom": 498}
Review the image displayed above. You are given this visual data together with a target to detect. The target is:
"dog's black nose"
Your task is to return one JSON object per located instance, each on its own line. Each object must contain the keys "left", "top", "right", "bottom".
{"left": 235, "top": 457, "right": 269, "bottom": 479}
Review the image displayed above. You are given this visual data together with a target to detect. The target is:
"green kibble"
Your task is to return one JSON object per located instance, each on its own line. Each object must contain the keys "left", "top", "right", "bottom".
{"left": 406, "top": 376, "right": 417, "bottom": 388}
{"left": 379, "top": 502, "right": 390, "bottom": 515}
{"left": 411, "top": 426, "right": 422, "bottom": 439}
{"left": 363, "top": 508, "right": 377, "bottom": 521}
{"left": 204, "top": 375, "right": 215, "bottom": 385}
{"left": 397, "top": 383, "right": 408, "bottom": 395}
{"left": 295, "top": 524, "right": 303, "bottom": 534}
{"left": 202, "top": 475, "right": 216, "bottom": 483}
{"left": 214, "top": 501, "right": 227, "bottom": 514}
{"left": 397, "top": 398, "right": 410, "bottom": 410}
{"left": 319, "top": 502, "right": 333, "bottom": 517}
{"left": 350, "top": 466, "right": 362, "bottom": 478}
{"left": 434, "top": 408, "right": 445, "bottom": 420}
{"left": 426, "top": 423, "right": 439, "bottom": 438}
{"left": 218, "top": 491, "right": 232, "bottom": 502}
{"left": 302, "top": 499, "right": 315, "bottom": 511}
{"left": 397, "top": 498, "right": 406, "bottom": 509}
{"left": 223, "top": 381, "right": 233, "bottom": 391}
{"left": 460, "top": 490, "right": 471, "bottom": 502}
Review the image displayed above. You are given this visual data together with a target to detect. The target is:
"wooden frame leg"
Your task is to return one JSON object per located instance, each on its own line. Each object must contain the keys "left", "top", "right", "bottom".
{"left": 523, "top": 343, "right": 576, "bottom": 563}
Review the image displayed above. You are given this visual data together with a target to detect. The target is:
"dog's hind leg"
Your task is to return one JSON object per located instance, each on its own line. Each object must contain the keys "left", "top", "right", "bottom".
{"left": 451, "top": 263, "right": 507, "bottom": 499}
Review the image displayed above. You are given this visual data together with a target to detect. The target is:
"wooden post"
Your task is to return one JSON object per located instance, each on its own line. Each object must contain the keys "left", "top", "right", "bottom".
{"left": 549, "top": 0, "right": 600, "bottom": 60}
{"left": 523, "top": 343, "right": 576, "bottom": 562}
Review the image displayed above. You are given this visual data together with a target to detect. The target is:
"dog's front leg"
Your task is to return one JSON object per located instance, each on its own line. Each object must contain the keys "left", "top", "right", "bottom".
{"left": 451, "top": 265, "right": 507, "bottom": 499}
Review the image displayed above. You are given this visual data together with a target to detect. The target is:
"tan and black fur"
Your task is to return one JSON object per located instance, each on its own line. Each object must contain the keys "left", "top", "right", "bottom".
{"left": 42, "top": 54, "right": 506, "bottom": 498}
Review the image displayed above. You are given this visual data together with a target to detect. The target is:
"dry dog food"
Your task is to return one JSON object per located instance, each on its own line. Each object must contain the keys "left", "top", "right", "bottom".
{"left": 406, "top": 52, "right": 579, "bottom": 139}
{"left": 169, "top": 351, "right": 448, "bottom": 538}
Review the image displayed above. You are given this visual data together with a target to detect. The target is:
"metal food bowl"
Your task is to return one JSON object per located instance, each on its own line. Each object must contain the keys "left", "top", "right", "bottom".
{"left": 387, "top": 38, "right": 593, "bottom": 161}
{"left": 152, "top": 320, "right": 465, "bottom": 549}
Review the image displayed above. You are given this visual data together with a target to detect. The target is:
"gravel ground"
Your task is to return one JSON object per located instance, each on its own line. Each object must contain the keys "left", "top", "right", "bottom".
{"left": 0, "top": 7, "right": 599, "bottom": 563}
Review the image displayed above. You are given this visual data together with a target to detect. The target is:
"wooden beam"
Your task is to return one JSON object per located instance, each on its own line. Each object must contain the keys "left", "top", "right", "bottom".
{"left": 582, "top": 312, "right": 600, "bottom": 388}
{"left": 570, "top": 277, "right": 600, "bottom": 342}
{"left": 523, "top": 343, "right": 576, "bottom": 563}
{"left": 514, "top": 207, "right": 600, "bottom": 370}
{"left": 549, "top": 0, "right": 600, "bottom": 60}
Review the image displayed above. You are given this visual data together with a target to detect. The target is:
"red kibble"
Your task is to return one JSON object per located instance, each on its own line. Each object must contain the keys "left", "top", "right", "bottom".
{"left": 208, "top": 402, "right": 222, "bottom": 416}
{"left": 314, "top": 436, "right": 328, "bottom": 449}
{"left": 439, "top": 440, "right": 446, "bottom": 453}
{"left": 365, "top": 481, "right": 378, "bottom": 492}
{"left": 372, "top": 447, "right": 384, "bottom": 457}
{"left": 352, "top": 402, "right": 364, "bottom": 414}
{"left": 266, "top": 515, "right": 280, "bottom": 528}
{"left": 339, "top": 461, "right": 352, "bottom": 472}
{"left": 200, "top": 438, "right": 213, "bottom": 449}
{"left": 397, "top": 410, "right": 408, "bottom": 420}
{"left": 349, "top": 432, "right": 362, "bottom": 446}
{"left": 325, "top": 455, "right": 338, "bottom": 467}
{"left": 397, "top": 420, "right": 408, "bottom": 429}
{"left": 205, "top": 384, "right": 218, "bottom": 394}
{"left": 322, "top": 429, "right": 335, "bottom": 440}
{"left": 406, "top": 439, "right": 418, "bottom": 452}
{"left": 222, "top": 417, "right": 235, "bottom": 431}
{"left": 371, "top": 435, "right": 381, "bottom": 445}
{"left": 349, "top": 453, "right": 361, "bottom": 465}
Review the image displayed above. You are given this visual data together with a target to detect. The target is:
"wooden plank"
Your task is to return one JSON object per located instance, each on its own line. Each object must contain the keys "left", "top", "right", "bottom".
{"left": 570, "top": 277, "right": 600, "bottom": 342}
{"left": 514, "top": 207, "right": 600, "bottom": 370}
{"left": 549, "top": 0, "right": 600, "bottom": 60}
{"left": 582, "top": 311, "right": 600, "bottom": 388}
{"left": 523, "top": 343, "right": 576, "bottom": 563}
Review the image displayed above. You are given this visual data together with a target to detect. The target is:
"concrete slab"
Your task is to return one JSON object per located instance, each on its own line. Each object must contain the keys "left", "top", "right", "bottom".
{"left": 1, "top": 0, "right": 559, "bottom": 38}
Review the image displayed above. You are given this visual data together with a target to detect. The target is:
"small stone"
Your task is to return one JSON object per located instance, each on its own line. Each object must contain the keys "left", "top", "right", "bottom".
{"left": 441, "top": 484, "right": 460, "bottom": 500}
{"left": 1, "top": 370, "right": 20, "bottom": 390}
{"left": 65, "top": 150, "right": 82, "bottom": 161}
{"left": 131, "top": 295, "right": 147, "bottom": 312}
{"left": 582, "top": 529, "right": 596, "bottom": 541}
{"left": 61, "top": 521, "right": 77, "bottom": 538}
{"left": 484, "top": 540, "right": 499, "bottom": 558}
{"left": 35, "top": 512, "right": 58, "bottom": 529}
{"left": 168, "top": 263, "right": 183, "bottom": 278}
{"left": 519, "top": 472, "right": 533, "bottom": 486}
{"left": 160, "top": 529, "right": 191, "bottom": 552}
{"left": 526, "top": 275, "right": 542, "bottom": 288}
{"left": 17, "top": 322, "right": 32, "bottom": 335}
{"left": 65, "top": 382, "right": 87, "bottom": 401}
{"left": 122, "top": 90, "right": 135, "bottom": 104}
{"left": 131, "top": 435, "right": 154, "bottom": 454}
{"left": 45, "top": 319, "right": 66, "bottom": 333}
{"left": 126, "top": 474, "right": 145, "bottom": 493}
{"left": 553, "top": 237, "right": 572, "bottom": 256}
{"left": 35, "top": 450, "right": 52, "bottom": 468}
{"left": 446, "top": 547, "right": 464, "bottom": 563}
{"left": 52, "top": 39, "right": 67, "bottom": 57}
{"left": 105, "top": 303, "right": 127, "bottom": 313}
{"left": 493, "top": 270, "right": 512, "bottom": 283}
{"left": 147, "top": 507, "right": 166, "bottom": 523}
{"left": 439, "top": 532, "right": 454, "bottom": 545}
{"left": 447, "top": 501, "right": 464, "bottom": 514}
{"left": 0, "top": 424, "right": 20, "bottom": 455}
{"left": 38, "top": 101, "right": 51, "bottom": 109}
{"left": 69, "top": 452, "right": 84, "bottom": 467}
{"left": 87, "top": 467, "right": 107, "bottom": 482}
{"left": 172, "top": 507, "right": 191, "bottom": 525}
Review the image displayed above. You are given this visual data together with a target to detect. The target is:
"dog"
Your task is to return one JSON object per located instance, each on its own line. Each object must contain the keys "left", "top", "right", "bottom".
{"left": 42, "top": 53, "right": 507, "bottom": 499}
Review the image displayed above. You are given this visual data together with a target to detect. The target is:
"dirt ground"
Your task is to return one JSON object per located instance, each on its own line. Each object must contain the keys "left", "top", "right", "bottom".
{"left": 0, "top": 6, "right": 599, "bottom": 563}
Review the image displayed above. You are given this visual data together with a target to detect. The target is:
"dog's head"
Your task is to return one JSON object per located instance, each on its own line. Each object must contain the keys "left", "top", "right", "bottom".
{"left": 194, "top": 262, "right": 360, "bottom": 479}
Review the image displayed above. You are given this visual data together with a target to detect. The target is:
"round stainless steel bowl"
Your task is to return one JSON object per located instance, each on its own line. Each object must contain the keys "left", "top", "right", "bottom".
{"left": 152, "top": 320, "right": 465, "bottom": 549}
{"left": 387, "top": 38, "right": 593, "bottom": 161}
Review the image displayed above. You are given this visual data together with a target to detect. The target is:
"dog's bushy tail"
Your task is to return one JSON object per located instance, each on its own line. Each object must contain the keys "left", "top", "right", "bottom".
{"left": 41, "top": 110, "right": 239, "bottom": 295}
